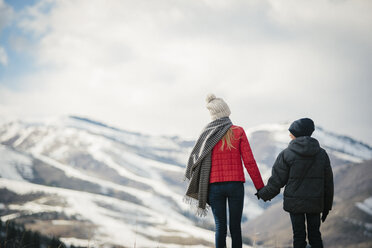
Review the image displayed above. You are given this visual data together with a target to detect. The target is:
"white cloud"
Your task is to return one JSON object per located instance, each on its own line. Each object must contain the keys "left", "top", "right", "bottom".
{"left": 0, "top": 0, "right": 14, "bottom": 30}
{"left": 1, "top": 0, "right": 372, "bottom": 143}
{"left": 0, "top": 0, "right": 13, "bottom": 66}
{"left": 0, "top": 46, "right": 7, "bottom": 66}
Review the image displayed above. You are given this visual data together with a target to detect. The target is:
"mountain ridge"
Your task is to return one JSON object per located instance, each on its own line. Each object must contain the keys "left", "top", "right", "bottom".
{"left": 0, "top": 115, "right": 371, "bottom": 247}
{"left": 243, "top": 159, "right": 372, "bottom": 248}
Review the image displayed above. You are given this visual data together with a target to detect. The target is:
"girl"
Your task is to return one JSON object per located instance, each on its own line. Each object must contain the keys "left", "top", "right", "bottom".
{"left": 184, "top": 94, "right": 264, "bottom": 248}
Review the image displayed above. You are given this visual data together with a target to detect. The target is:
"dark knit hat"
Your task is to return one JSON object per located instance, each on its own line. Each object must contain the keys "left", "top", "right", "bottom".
{"left": 288, "top": 118, "right": 315, "bottom": 137}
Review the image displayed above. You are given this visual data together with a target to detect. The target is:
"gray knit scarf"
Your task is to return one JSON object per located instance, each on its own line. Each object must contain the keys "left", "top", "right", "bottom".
{"left": 184, "top": 117, "right": 232, "bottom": 217}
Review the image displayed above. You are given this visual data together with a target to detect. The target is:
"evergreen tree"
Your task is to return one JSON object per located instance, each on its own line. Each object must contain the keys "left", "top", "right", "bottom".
{"left": 0, "top": 221, "right": 66, "bottom": 248}
{"left": 49, "top": 236, "right": 62, "bottom": 248}
{"left": 33, "top": 231, "right": 41, "bottom": 248}
{"left": 22, "top": 230, "right": 33, "bottom": 247}
{"left": 6, "top": 221, "right": 17, "bottom": 242}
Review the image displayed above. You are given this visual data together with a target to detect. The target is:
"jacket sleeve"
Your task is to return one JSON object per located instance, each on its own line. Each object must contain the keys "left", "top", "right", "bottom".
{"left": 240, "top": 128, "right": 264, "bottom": 190}
{"left": 258, "top": 151, "right": 289, "bottom": 201}
{"left": 324, "top": 152, "right": 334, "bottom": 211}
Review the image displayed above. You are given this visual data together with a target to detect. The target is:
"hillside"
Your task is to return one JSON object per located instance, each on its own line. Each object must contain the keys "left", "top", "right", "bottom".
{"left": 0, "top": 219, "right": 68, "bottom": 248}
{"left": 0, "top": 116, "right": 217, "bottom": 247}
{"left": 0, "top": 115, "right": 371, "bottom": 247}
{"left": 243, "top": 159, "right": 372, "bottom": 248}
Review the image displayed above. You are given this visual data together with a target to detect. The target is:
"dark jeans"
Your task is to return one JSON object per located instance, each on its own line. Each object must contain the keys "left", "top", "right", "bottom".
{"left": 208, "top": 181, "right": 244, "bottom": 248}
{"left": 289, "top": 213, "right": 323, "bottom": 248}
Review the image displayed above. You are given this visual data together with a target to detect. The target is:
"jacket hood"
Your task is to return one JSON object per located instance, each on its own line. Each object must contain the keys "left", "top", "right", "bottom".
{"left": 288, "top": 136, "right": 320, "bottom": 157}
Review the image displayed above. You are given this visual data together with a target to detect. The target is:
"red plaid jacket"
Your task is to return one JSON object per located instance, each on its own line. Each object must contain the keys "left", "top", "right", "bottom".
{"left": 209, "top": 125, "right": 264, "bottom": 190}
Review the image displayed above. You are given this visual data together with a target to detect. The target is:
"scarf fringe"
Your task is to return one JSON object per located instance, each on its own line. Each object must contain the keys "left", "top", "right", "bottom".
{"left": 195, "top": 207, "right": 208, "bottom": 217}
{"left": 183, "top": 195, "right": 198, "bottom": 205}
{"left": 183, "top": 196, "right": 209, "bottom": 217}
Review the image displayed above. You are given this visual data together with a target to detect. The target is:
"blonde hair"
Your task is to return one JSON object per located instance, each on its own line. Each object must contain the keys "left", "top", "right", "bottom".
{"left": 220, "top": 127, "right": 237, "bottom": 151}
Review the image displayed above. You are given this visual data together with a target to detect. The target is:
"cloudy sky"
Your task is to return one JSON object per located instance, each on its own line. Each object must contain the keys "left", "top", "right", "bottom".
{"left": 0, "top": 0, "right": 371, "bottom": 144}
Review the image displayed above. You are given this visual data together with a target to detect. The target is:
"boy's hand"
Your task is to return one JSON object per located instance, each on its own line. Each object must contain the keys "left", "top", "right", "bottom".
{"left": 256, "top": 187, "right": 270, "bottom": 202}
{"left": 321, "top": 210, "right": 329, "bottom": 222}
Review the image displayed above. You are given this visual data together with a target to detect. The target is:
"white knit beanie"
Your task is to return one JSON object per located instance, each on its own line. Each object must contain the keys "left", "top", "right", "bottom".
{"left": 206, "top": 93, "right": 231, "bottom": 121}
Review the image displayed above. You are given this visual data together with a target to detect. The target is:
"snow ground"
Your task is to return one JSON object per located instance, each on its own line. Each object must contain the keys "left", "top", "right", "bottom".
{"left": 2, "top": 116, "right": 372, "bottom": 247}
{"left": 356, "top": 197, "right": 372, "bottom": 216}
{"left": 0, "top": 178, "right": 245, "bottom": 248}
{"left": 0, "top": 145, "right": 33, "bottom": 181}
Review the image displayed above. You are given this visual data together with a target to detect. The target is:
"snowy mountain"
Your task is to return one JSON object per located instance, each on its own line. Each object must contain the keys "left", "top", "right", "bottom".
{"left": 0, "top": 116, "right": 371, "bottom": 247}
{"left": 246, "top": 122, "right": 372, "bottom": 166}
{"left": 0, "top": 116, "right": 217, "bottom": 248}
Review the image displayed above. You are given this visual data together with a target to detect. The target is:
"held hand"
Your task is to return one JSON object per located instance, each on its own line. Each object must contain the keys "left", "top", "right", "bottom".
{"left": 256, "top": 188, "right": 269, "bottom": 202}
{"left": 255, "top": 188, "right": 263, "bottom": 200}
{"left": 321, "top": 210, "right": 329, "bottom": 222}
{"left": 255, "top": 192, "right": 260, "bottom": 200}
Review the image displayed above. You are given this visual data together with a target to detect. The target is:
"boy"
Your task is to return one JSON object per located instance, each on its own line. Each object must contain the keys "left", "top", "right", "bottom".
{"left": 257, "top": 118, "right": 334, "bottom": 248}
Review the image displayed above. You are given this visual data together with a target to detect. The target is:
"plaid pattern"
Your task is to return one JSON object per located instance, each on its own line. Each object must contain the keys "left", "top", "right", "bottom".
{"left": 184, "top": 117, "right": 232, "bottom": 216}
{"left": 209, "top": 126, "right": 264, "bottom": 189}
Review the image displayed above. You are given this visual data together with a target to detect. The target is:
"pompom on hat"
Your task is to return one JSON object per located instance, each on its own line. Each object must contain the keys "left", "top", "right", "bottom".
{"left": 206, "top": 93, "right": 231, "bottom": 120}
{"left": 288, "top": 118, "right": 315, "bottom": 137}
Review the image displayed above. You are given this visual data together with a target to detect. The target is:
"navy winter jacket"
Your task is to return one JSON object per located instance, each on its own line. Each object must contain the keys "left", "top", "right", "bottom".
{"left": 258, "top": 136, "right": 334, "bottom": 213}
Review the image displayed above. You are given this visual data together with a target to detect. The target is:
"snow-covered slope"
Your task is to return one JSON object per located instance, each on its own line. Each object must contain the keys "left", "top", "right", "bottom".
{"left": 0, "top": 116, "right": 371, "bottom": 247}
{"left": 246, "top": 123, "right": 372, "bottom": 165}
{"left": 243, "top": 159, "right": 372, "bottom": 248}
{"left": 0, "top": 145, "right": 33, "bottom": 181}
{"left": 0, "top": 116, "right": 218, "bottom": 247}
{"left": 0, "top": 178, "right": 216, "bottom": 248}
